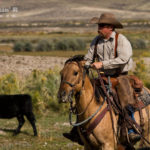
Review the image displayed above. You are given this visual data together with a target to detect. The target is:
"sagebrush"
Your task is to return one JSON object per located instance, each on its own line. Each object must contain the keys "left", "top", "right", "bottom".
{"left": 0, "top": 68, "right": 69, "bottom": 115}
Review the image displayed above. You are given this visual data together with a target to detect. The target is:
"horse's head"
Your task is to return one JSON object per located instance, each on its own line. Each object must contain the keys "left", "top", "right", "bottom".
{"left": 57, "top": 55, "right": 85, "bottom": 103}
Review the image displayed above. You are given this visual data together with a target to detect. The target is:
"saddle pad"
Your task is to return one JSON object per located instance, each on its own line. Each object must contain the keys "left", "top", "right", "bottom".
{"left": 138, "top": 87, "right": 150, "bottom": 106}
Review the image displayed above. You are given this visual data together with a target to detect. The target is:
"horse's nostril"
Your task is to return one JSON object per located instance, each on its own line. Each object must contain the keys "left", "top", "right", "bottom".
{"left": 57, "top": 93, "right": 60, "bottom": 99}
{"left": 62, "top": 91, "right": 66, "bottom": 97}
{"left": 58, "top": 91, "right": 66, "bottom": 99}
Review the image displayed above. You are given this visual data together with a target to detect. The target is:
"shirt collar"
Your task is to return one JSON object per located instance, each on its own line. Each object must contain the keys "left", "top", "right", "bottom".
{"left": 110, "top": 31, "right": 116, "bottom": 41}
{"left": 103, "top": 31, "right": 115, "bottom": 42}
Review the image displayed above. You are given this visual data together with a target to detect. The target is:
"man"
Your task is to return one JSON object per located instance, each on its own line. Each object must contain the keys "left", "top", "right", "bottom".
{"left": 84, "top": 12, "right": 132, "bottom": 76}
{"left": 64, "top": 13, "right": 140, "bottom": 144}
{"left": 84, "top": 12, "right": 141, "bottom": 143}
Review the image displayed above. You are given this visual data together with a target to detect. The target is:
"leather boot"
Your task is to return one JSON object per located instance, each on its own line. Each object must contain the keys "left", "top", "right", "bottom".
{"left": 127, "top": 106, "right": 141, "bottom": 143}
{"left": 129, "top": 132, "right": 141, "bottom": 143}
{"left": 63, "top": 126, "right": 84, "bottom": 145}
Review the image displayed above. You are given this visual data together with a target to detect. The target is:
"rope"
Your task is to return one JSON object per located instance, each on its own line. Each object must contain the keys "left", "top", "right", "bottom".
{"left": 69, "top": 97, "right": 106, "bottom": 127}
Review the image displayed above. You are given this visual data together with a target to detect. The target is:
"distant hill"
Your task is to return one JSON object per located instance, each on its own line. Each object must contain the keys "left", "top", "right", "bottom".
{"left": 0, "top": 0, "right": 150, "bottom": 33}
{"left": 1, "top": 0, "right": 150, "bottom": 23}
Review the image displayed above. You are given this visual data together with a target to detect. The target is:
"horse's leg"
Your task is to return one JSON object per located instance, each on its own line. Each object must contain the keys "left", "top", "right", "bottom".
{"left": 102, "top": 143, "right": 115, "bottom": 150}
{"left": 133, "top": 105, "right": 150, "bottom": 149}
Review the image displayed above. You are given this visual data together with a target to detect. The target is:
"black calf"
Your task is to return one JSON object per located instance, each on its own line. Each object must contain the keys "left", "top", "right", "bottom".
{"left": 0, "top": 94, "right": 37, "bottom": 136}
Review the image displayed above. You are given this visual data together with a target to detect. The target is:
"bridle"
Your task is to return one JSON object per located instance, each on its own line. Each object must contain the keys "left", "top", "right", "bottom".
{"left": 61, "top": 61, "right": 105, "bottom": 127}
{"left": 61, "top": 61, "right": 86, "bottom": 89}
{"left": 62, "top": 80, "right": 76, "bottom": 88}
{"left": 61, "top": 61, "right": 85, "bottom": 106}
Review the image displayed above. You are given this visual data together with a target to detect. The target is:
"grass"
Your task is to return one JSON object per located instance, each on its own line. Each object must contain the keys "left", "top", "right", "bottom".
{"left": 0, "top": 49, "right": 148, "bottom": 58}
{"left": 133, "top": 49, "right": 150, "bottom": 57}
{"left": 0, "top": 111, "right": 149, "bottom": 150}
{"left": 0, "top": 28, "right": 149, "bottom": 150}
{"left": 0, "top": 30, "right": 150, "bottom": 58}
{"left": 0, "top": 32, "right": 94, "bottom": 43}
{"left": 9, "top": 50, "right": 87, "bottom": 57}
{"left": 0, "top": 110, "right": 83, "bottom": 150}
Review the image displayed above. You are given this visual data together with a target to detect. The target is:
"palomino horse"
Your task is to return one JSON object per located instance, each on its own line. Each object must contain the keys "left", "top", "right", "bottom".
{"left": 57, "top": 55, "right": 150, "bottom": 150}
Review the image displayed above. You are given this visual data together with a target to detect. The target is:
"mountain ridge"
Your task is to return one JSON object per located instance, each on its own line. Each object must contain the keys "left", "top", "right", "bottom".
{"left": 1, "top": 0, "right": 150, "bottom": 23}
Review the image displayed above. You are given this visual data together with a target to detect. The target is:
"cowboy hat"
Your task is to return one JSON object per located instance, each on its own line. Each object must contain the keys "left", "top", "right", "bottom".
{"left": 90, "top": 13, "right": 123, "bottom": 28}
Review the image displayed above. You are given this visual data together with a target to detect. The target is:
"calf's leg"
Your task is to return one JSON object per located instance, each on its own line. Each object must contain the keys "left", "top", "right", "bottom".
{"left": 14, "top": 115, "right": 25, "bottom": 135}
{"left": 26, "top": 112, "right": 37, "bottom": 136}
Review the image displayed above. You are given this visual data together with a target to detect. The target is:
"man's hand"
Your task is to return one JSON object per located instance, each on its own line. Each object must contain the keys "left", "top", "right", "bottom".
{"left": 91, "top": 62, "right": 103, "bottom": 69}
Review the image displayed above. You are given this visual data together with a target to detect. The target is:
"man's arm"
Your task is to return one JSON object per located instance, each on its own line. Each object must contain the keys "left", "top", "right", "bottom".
{"left": 102, "top": 35, "right": 132, "bottom": 69}
{"left": 84, "top": 36, "right": 99, "bottom": 66}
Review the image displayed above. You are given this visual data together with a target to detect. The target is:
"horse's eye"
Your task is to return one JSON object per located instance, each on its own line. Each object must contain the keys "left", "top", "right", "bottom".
{"left": 73, "top": 71, "right": 78, "bottom": 76}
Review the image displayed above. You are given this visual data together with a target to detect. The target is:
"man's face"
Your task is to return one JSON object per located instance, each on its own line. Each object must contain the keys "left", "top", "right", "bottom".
{"left": 98, "top": 24, "right": 113, "bottom": 38}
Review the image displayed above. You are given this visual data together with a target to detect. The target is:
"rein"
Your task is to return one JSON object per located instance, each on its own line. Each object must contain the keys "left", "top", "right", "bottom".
{"left": 62, "top": 80, "right": 75, "bottom": 87}
{"left": 62, "top": 62, "right": 108, "bottom": 127}
{"left": 69, "top": 97, "right": 106, "bottom": 127}
{"left": 62, "top": 63, "right": 93, "bottom": 116}
{"left": 61, "top": 61, "right": 116, "bottom": 140}
{"left": 96, "top": 70, "right": 150, "bottom": 145}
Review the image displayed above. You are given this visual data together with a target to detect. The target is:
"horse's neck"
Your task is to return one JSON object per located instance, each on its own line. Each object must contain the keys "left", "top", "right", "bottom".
{"left": 76, "top": 76, "right": 99, "bottom": 113}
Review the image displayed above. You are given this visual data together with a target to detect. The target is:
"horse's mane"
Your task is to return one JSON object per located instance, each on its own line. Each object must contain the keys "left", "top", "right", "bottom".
{"left": 65, "top": 55, "right": 85, "bottom": 64}
{"left": 65, "top": 55, "right": 101, "bottom": 103}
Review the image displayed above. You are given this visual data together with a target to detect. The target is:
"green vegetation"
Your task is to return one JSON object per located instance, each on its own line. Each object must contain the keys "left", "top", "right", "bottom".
{"left": 129, "top": 38, "right": 147, "bottom": 49}
{"left": 36, "top": 40, "right": 53, "bottom": 52}
{"left": 13, "top": 41, "right": 33, "bottom": 52}
{"left": 0, "top": 60, "right": 149, "bottom": 115}
{"left": 122, "top": 30, "right": 150, "bottom": 51}
{"left": 0, "top": 110, "right": 82, "bottom": 150}
{"left": 55, "top": 38, "right": 86, "bottom": 51}
{"left": 0, "top": 67, "right": 83, "bottom": 150}
{"left": 13, "top": 41, "right": 24, "bottom": 52}
{"left": 0, "top": 60, "right": 149, "bottom": 150}
{"left": 9, "top": 50, "right": 87, "bottom": 57}
{"left": 0, "top": 1, "right": 150, "bottom": 148}
{"left": 0, "top": 68, "right": 69, "bottom": 115}
{"left": 133, "top": 59, "right": 150, "bottom": 89}
{"left": 0, "top": 68, "right": 83, "bottom": 150}
{"left": 0, "top": 30, "right": 149, "bottom": 57}
{"left": 13, "top": 38, "right": 86, "bottom": 52}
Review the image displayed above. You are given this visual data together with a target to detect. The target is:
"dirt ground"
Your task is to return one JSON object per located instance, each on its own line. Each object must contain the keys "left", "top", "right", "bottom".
{"left": 0, "top": 55, "right": 67, "bottom": 78}
{"left": 0, "top": 55, "right": 149, "bottom": 78}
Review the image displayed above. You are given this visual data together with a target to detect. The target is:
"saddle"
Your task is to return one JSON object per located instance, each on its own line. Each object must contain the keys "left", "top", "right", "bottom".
{"left": 93, "top": 74, "right": 147, "bottom": 144}
{"left": 101, "top": 75, "right": 145, "bottom": 110}
{"left": 91, "top": 32, "right": 147, "bottom": 145}
{"left": 102, "top": 76, "right": 118, "bottom": 89}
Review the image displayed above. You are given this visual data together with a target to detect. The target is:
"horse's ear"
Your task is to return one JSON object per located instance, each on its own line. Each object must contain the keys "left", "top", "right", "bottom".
{"left": 80, "top": 61, "right": 86, "bottom": 67}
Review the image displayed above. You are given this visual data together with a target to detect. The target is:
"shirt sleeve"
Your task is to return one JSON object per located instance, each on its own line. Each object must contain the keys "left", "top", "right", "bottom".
{"left": 102, "top": 35, "right": 133, "bottom": 69}
{"left": 84, "top": 36, "right": 98, "bottom": 66}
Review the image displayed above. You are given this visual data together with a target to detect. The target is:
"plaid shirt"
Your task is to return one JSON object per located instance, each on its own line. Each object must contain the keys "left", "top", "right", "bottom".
{"left": 84, "top": 31, "right": 133, "bottom": 75}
